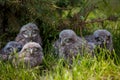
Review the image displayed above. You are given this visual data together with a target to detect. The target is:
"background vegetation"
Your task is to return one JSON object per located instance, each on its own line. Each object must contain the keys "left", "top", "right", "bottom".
{"left": 0, "top": 0, "right": 120, "bottom": 80}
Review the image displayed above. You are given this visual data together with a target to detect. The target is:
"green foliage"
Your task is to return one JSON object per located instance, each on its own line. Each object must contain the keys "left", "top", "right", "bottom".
{"left": 0, "top": 50, "right": 120, "bottom": 80}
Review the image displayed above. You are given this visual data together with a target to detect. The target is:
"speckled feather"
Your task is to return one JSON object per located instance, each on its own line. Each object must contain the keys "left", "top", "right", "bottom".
{"left": 53, "top": 29, "right": 93, "bottom": 63}
{"left": 0, "top": 41, "right": 22, "bottom": 61}
{"left": 16, "top": 42, "right": 44, "bottom": 67}
{"left": 85, "top": 29, "right": 113, "bottom": 52}
{"left": 15, "top": 23, "right": 42, "bottom": 46}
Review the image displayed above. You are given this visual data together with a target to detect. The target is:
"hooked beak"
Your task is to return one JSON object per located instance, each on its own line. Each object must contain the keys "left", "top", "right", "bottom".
{"left": 60, "top": 40, "right": 65, "bottom": 46}
{"left": 28, "top": 32, "right": 32, "bottom": 38}
{"left": 30, "top": 49, "right": 33, "bottom": 54}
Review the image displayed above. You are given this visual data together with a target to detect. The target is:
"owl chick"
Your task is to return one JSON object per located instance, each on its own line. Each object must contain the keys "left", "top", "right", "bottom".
{"left": 0, "top": 41, "right": 22, "bottom": 61}
{"left": 17, "top": 42, "right": 43, "bottom": 67}
{"left": 85, "top": 29, "right": 113, "bottom": 52}
{"left": 54, "top": 29, "right": 91, "bottom": 62}
{"left": 15, "top": 23, "right": 42, "bottom": 46}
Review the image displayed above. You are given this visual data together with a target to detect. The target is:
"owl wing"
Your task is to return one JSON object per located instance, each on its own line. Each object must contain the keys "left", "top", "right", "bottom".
{"left": 15, "top": 33, "right": 24, "bottom": 42}
{"left": 0, "top": 49, "right": 9, "bottom": 60}
{"left": 59, "top": 44, "right": 82, "bottom": 64}
{"left": 64, "top": 45, "right": 78, "bottom": 58}
{"left": 77, "top": 37, "right": 95, "bottom": 56}
{"left": 35, "top": 35, "right": 42, "bottom": 46}
{"left": 53, "top": 39, "right": 60, "bottom": 49}
{"left": 53, "top": 39, "right": 61, "bottom": 54}
{"left": 30, "top": 52, "right": 43, "bottom": 67}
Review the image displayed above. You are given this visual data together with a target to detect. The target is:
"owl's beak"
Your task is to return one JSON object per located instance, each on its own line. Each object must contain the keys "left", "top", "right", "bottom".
{"left": 28, "top": 32, "right": 32, "bottom": 38}
{"left": 30, "top": 49, "right": 33, "bottom": 54}
{"left": 61, "top": 41, "right": 65, "bottom": 46}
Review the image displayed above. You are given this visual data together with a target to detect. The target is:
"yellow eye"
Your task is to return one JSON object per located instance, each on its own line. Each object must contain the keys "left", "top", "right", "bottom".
{"left": 34, "top": 48, "right": 39, "bottom": 52}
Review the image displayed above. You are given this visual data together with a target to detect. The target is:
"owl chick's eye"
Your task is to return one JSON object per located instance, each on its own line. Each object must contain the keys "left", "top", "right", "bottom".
{"left": 34, "top": 48, "right": 39, "bottom": 52}
{"left": 95, "top": 37, "right": 100, "bottom": 41}
{"left": 106, "top": 36, "right": 110, "bottom": 41}
{"left": 32, "top": 30, "right": 38, "bottom": 37}
{"left": 65, "top": 38, "right": 72, "bottom": 43}
{"left": 25, "top": 48, "right": 29, "bottom": 52}
{"left": 22, "top": 30, "right": 28, "bottom": 37}
{"left": 32, "top": 30, "right": 37, "bottom": 34}
{"left": 23, "top": 30, "right": 28, "bottom": 34}
{"left": 7, "top": 47, "right": 13, "bottom": 54}
{"left": 17, "top": 47, "right": 22, "bottom": 52}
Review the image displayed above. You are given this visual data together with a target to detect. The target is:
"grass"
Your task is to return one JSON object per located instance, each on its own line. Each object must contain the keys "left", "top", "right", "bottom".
{"left": 0, "top": 48, "right": 120, "bottom": 80}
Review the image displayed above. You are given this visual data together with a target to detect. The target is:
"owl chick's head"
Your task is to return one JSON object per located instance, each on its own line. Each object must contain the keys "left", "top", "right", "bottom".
{"left": 18, "top": 42, "right": 43, "bottom": 67}
{"left": 59, "top": 29, "right": 78, "bottom": 46}
{"left": 20, "top": 42, "right": 43, "bottom": 56}
{"left": 20, "top": 23, "right": 39, "bottom": 38}
{"left": 3, "top": 41, "right": 22, "bottom": 55}
{"left": 93, "top": 29, "right": 112, "bottom": 47}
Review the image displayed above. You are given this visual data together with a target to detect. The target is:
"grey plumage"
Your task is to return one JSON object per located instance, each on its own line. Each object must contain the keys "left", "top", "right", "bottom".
{"left": 87, "top": 42, "right": 96, "bottom": 55}
{"left": 53, "top": 29, "right": 92, "bottom": 62}
{"left": 53, "top": 39, "right": 61, "bottom": 55}
{"left": 17, "top": 42, "right": 43, "bottom": 67}
{"left": 15, "top": 23, "right": 42, "bottom": 46}
{"left": 85, "top": 29, "right": 113, "bottom": 52}
{"left": 0, "top": 41, "right": 22, "bottom": 61}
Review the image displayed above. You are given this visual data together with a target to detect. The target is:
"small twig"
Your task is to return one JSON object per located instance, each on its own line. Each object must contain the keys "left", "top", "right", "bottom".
{"left": 85, "top": 18, "right": 107, "bottom": 24}
{"left": 84, "top": 15, "right": 119, "bottom": 24}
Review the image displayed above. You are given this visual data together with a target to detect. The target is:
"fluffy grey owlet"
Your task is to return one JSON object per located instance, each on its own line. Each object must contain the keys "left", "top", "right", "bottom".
{"left": 17, "top": 42, "right": 44, "bottom": 67}
{"left": 0, "top": 41, "right": 22, "bottom": 61}
{"left": 85, "top": 29, "right": 113, "bottom": 52}
{"left": 53, "top": 29, "right": 92, "bottom": 63}
{"left": 15, "top": 23, "right": 42, "bottom": 46}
